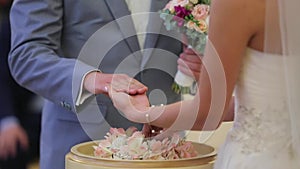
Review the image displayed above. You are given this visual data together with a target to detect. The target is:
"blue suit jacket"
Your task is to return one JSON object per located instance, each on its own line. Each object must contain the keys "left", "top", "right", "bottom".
{"left": 9, "top": 1, "right": 182, "bottom": 169}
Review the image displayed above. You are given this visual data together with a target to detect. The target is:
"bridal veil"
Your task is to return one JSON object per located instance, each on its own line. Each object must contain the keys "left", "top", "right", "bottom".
{"left": 268, "top": 0, "right": 300, "bottom": 161}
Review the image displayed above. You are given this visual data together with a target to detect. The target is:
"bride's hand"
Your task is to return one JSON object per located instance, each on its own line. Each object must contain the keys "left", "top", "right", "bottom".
{"left": 108, "top": 87, "right": 150, "bottom": 123}
{"left": 178, "top": 47, "right": 202, "bottom": 81}
{"left": 142, "top": 124, "right": 163, "bottom": 138}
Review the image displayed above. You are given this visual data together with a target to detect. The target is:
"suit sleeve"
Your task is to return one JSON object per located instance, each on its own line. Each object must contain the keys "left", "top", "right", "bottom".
{"left": 8, "top": 0, "right": 95, "bottom": 113}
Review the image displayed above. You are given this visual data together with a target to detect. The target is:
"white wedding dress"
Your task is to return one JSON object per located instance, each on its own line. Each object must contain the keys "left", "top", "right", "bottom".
{"left": 214, "top": 48, "right": 300, "bottom": 169}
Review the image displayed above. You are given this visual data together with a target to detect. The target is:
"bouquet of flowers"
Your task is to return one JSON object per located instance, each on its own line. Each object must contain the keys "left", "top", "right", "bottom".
{"left": 160, "top": 0, "right": 211, "bottom": 94}
{"left": 93, "top": 127, "right": 198, "bottom": 160}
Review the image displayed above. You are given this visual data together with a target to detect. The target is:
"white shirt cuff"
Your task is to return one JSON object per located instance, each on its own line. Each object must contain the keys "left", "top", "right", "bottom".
{"left": 0, "top": 116, "right": 20, "bottom": 131}
{"left": 75, "top": 69, "right": 100, "bottom": 106}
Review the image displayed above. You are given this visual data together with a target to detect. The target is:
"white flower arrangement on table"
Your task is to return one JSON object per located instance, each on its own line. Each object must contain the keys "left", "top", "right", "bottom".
{"left": 160, "top": 0, "right": 211, "bottom": 94}
{"left": 93, "top": 127, "right": 198, "bottom": 160}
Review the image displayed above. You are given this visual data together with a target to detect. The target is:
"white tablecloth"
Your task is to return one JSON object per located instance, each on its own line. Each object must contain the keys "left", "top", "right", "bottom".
{"left": 185, "top": 122, "right": 233, "bottom": 150}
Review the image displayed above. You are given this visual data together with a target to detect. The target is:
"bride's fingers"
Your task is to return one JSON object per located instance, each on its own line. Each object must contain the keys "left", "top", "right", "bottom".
{"left": 108, "top": 86, "right": 130, "bottom": 110}
{"left": 180, "top": 50, "right": 202, "bottom": 63}
{"left": 178, "top": 64, "right": 200, "bottom": 80}
{"left": 177, "top": 58, "right": 201, "bottom": 73}
{"left": 182, "top": 48, "right": 197, "bottom": 56}
{"left": 142, "top": 124, "right": 152, "bottom": 138}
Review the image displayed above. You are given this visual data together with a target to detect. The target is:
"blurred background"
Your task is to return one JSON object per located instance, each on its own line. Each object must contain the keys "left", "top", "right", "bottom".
{"left": 0, "top": 0, "right": 42, "bottom": 169}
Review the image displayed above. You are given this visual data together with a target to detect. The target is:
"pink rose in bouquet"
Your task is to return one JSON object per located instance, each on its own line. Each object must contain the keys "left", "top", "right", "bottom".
{"left": 192, "top": 4, "right": 209, "bottom": 21}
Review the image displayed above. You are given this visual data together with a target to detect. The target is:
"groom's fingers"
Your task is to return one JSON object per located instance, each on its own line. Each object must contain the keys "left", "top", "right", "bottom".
{"left": 111, "top": 75, "right": 148, "bottom": 95}
{"left": 128, "top": 80, "right": 148, "bottom": 95}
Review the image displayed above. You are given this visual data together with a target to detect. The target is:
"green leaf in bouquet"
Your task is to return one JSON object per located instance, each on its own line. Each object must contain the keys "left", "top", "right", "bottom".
{"left": 199, "top": 0, "right": 211, "bottom": 5}
{"left": 184, "top": 29, "right": 207, "bottom": 54}
{"left": 172, "top": 82, "right": 192, "bottom": 94}
{"left": 160, "top": 12, "right": 180, "bottom": 31}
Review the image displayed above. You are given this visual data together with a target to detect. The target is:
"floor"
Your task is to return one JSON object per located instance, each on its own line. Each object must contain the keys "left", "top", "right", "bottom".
{"left": 28, "top": 159, "right": 39, "bottom": 169}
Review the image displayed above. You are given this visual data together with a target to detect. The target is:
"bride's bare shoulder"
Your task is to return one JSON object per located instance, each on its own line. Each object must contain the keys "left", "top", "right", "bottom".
{"left": 211, "top": 0, "right": 265, "bottom": 36}
{"left": 211, "top": 0, "right": 265, "bottom": 18}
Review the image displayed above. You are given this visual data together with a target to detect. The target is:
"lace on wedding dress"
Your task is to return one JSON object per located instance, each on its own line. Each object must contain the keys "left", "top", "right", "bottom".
{"left": 229, "top": 104, "right": 291, "bottom": 154}
{"left": 229, "top": 48, "right": 292, "bottom": 154}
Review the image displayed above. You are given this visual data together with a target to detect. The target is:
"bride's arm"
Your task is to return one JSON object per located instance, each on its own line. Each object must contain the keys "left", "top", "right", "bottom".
{"left": 110, "top": 0, "right": 262, "bottom": 131}
{"left": 223, "top": 97, "right": 235, "bottom": 122}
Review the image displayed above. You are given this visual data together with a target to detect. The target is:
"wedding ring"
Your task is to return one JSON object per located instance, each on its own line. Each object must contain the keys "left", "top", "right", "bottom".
{"left": 104, "top": 86, "right": 108, "bottom": 92}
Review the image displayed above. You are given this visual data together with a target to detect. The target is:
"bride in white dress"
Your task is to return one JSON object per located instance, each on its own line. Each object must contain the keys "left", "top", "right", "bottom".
{"left": 108, "top": 0, "right": 300, "bottom": 168}
{"left": 214, "top": 47, "right": 298, "bottom": 168}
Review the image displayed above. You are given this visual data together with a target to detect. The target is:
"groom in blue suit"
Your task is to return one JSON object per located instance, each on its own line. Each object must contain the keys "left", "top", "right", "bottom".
{"left": 9, "top": 1, "right": 183, "bottom": 169}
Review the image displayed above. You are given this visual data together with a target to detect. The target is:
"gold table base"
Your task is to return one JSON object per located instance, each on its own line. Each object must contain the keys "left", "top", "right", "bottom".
{"left": 65, "top": 141, "right": 216, "bottom": 169}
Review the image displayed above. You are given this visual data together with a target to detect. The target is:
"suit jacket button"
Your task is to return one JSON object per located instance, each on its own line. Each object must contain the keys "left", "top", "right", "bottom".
{"left": 65, "top": 103, "right": 71, "bottom": 111}
{"left": 60, "top": 101, "right": 65, "bottom": 107}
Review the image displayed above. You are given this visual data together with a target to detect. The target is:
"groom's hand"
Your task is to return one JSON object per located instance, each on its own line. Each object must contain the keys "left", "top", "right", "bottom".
{"left": 84, "top": 71, "right": 148, "bottom": 96}
{"left": 178, "top": 47, "right": 202, "bottom": 81}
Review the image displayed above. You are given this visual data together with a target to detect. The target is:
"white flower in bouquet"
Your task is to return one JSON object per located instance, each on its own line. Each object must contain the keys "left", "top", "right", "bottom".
{"left": 160, "top": 0, "right": 211, "bottom": 94}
